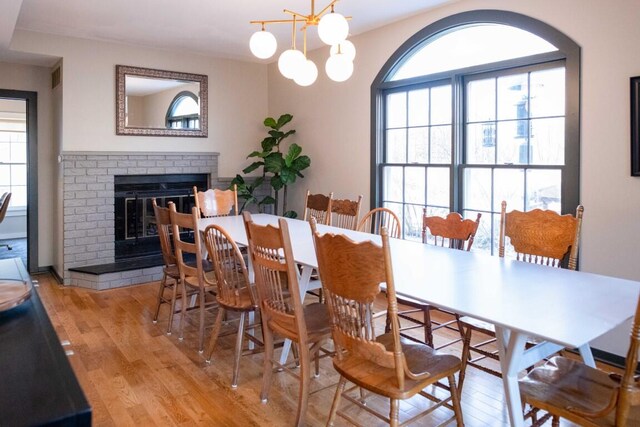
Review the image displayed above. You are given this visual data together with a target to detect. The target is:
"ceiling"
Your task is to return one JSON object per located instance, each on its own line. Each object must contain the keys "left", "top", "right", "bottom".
{"left": 2, "top": 0, "right": 454, "bottom": 65}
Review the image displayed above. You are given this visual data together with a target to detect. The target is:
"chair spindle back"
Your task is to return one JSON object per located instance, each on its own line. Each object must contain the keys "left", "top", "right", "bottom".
{"left": 617, "top": 293, "right": 640, "bottom": 425}
{"left": 194, "top": 185, "right": 238, "bottom": 218}
{"left": 422, "top": 210, "right": 481, "bottom": 251}
{"left": 152, "top": 198, "right": 176, "bottom": 267}
{"left": 203, "top": 224, "right": 255, "bottom": 309}
{"left": 357, "top": 207, "right": 402, "bottom": 239}
{"left": 243, "top": 211, "right": 305, "bottom": 339}
{"left": 169, "top": 203, "right": 208, "bottom": 285}
{"left": 311, "top": 221, "right": 409, "bottom": 389}
{"left": 499, "top": 201, "right": 584, "bottom": 270}
{"left": 330, "top": 195, "right": 363, "bottom": 230}
{"left": 303, "top": 190, "right": 333, "bottom": 225}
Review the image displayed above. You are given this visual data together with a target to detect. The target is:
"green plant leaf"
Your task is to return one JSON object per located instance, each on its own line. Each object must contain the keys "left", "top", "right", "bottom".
{"left": 247, "top": 150, "right": 263, "bottom": 158}
{"left": 271, "top": 175, "right": 285, "bottom": 191}
{"left": 264, "top": 117, "right": 277, "bottom": 128}
{"left": 269, "top": 130, "right": 284, "bottom": 140}
{"left": 280, "top": 168, "right": 296, "bottom": 184}
{"left": 292, "top": 155, "right": 311, "bottom": 171}
{"left": 276, "top": 114, "right": 293, "bottom": 129}
{"left": 281, "top": 129, "right": 296, "bottom": 140}
{"left": 283, "top": 210, "right": 298, "bottom": 218}
{"left": 242, "top": 162, "right": 263, "bottom": 174}
{"left": 284, "top": 143, "right": 302, "bottom": 167}
{"left": 259, "top": 196, "right": 276, "bottom": 205}
{"left": 264, "top": 153, "right": 284, "bottom": 173}
{"left": 231, "top": 174, "right": 245, "bottom": 185}
{"left": 261, "top": 137, "right": 277, "bottom": 152}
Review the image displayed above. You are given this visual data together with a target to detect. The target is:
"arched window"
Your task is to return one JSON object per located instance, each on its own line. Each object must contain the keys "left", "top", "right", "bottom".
{"left": 371, "top": 10, "right": 580, "bottom": 254}
{"left": 166, "top": 91, "right": 200, "bottom": 129}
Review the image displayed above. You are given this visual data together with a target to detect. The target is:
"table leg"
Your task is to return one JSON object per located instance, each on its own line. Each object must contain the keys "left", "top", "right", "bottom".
{"left": 495, "top": 326, "right": 528, "bottom": 427}
{"left": 578, "top": 343, "right": 596, "bottom": 367}
{"left": 279, "top": 265, "right": 314, "bottom": 366}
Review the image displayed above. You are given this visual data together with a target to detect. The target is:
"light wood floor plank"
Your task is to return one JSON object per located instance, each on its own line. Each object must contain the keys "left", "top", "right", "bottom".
{"left": 33, "top": 273, "right": 620, "bottom": 426}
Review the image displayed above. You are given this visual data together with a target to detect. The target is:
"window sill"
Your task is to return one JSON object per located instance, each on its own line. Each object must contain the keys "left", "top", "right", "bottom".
{"left": 6, "top": 208, "right": 26, "bottom": 217}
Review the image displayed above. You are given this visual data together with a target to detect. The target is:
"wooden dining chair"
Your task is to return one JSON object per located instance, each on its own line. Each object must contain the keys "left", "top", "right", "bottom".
{"left": 330, "top": 194, "right": 362, "bottom": 230}
{"left": 519, "top": 292, "right": 640, "bottom": 426}
{"left": 392, "top": 211, "right": 481, "bottom": 349}
{"left": 169, "top": 203, "right": 218, "bottom": 352}
{"left": 243, "top": 211, "right": 331, "bottom": 427}
{"left": 193, "top": 184, "right": 238, "bottom": 218}
{"left": 310, "top": 220, "right": 464, "bottom": 427}
{"left": 303, "top": 190, "right": 333, "bottom": 225}
{"left": 151, "top": 198, "right": 185, "bottom": 335}
{"left": 0, "top": 193, "right": 12, "bottom": 250}
{"left": 357, "top": 207, "right": 402, "bottom": 238}
{"left": 458, "top": 201, "right": 584, "bottom": 391}
{"left": 203, "top": 224, "right": 261, "bottom": 388}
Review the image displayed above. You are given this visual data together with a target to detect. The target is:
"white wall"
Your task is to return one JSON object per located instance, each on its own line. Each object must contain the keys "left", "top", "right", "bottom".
{"left": 8, "top": 31, "right": 269, "bottom": 273}
{"left": 268, "top": 0, "right": 640, "bottom": 356}
{"left": 11, "top": 30, "right": 269, "bottom": 178}
{"left": 0, "top": 61, "right": 54, "bottom": 266}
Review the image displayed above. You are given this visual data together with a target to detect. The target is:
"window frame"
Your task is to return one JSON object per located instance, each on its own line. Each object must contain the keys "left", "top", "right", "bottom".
{"left": 371, "top": 10, "right": 581, "bottom": 220}
{"left": 165, "top": 91, "right": 200, "bottom": 130}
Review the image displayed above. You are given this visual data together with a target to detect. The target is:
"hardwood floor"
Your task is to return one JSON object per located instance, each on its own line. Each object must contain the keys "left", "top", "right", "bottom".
{"left": 34, "top": 273, "right": 615, "bottom": 426}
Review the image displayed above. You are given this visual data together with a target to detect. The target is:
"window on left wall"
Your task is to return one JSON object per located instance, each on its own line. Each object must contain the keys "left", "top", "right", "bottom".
{"left": 0, "top": 110, "right": 27, "bottom": 210}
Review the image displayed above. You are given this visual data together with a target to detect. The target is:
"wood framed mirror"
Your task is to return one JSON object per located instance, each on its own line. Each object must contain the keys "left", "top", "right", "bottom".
{"left": 116, "top": 65, "right": 208, "bottom": 137}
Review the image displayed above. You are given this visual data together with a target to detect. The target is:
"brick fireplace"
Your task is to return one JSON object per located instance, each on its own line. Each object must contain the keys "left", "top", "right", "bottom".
{"left": 61, "top": 151, "right": 225, "bottom": 289}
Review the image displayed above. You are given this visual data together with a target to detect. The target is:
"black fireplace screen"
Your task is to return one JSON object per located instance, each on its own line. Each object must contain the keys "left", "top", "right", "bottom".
{"left": 114, "top": 174, "right": 208, "bottom": 261}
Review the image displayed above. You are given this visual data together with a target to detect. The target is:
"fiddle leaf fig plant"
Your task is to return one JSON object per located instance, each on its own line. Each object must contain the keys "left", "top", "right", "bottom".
{"left": 232, "top": 114, "right": 310, "bottom": 217}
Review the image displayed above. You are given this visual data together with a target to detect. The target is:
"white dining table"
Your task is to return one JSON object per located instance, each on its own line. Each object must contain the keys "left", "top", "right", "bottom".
{"left": 199, "top": 213, "right": 640, "bottom": 427}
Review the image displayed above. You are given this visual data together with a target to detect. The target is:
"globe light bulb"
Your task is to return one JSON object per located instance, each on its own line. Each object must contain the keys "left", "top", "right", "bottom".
{"left": 325, "top": 54, "right": 353, "bottom": 82}
{"left": 318, "top": 12, "right": 349, "bottom": 46}
{"left": 293, "top": 59, "right": 318, "bottom": 87}
{"left": 330, "top": 40, "right": 356, "bottom": 62}
{"left": 249, "top": 30, "right": 277, "bottom": 59}
{"left": 278, "top": 49, "right": 306, "bottom": 79}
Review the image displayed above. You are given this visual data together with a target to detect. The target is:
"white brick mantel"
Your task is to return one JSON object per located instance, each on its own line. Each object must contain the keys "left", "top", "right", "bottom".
{"left": 61, "top": 151, "right": 222, "bottom": 288}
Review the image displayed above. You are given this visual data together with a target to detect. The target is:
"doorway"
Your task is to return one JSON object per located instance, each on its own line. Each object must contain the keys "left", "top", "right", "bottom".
{"left": 0, "top": 90, "right": 38, "bottom": 272}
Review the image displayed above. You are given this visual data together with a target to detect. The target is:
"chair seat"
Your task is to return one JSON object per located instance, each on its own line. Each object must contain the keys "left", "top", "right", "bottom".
{"left": 520, "top": 356, "right": 640, "bottom": 425}
{"left": 163, "top": 264, "right": 180, "bottom": 279}
{"left": 165, "top": 259, "right": 213, "bottom": 279}
{"left": 333, "top": 333, "right": 460, "bottom": 400}
{"left": 271, "top": 302, "right": 331, "bottom": 342}
{"left": 217, "top": 286, "right": 258, "bottom": 312}
{"left": 184, "top": 268, "right": 217, "bottom": 290}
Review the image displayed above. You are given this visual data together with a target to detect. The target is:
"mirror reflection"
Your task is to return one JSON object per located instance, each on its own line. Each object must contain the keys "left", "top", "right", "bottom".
{"left": 125, "top": 76, "right": 201, "bottom": 130}
{"left": 116, "top": 65, "right": 208, "bottom": 137}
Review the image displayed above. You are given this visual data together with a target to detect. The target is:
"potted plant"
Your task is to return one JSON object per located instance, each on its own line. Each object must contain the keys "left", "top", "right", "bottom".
{"left": 232, "top": 114, "right": 310, "bottom": 217}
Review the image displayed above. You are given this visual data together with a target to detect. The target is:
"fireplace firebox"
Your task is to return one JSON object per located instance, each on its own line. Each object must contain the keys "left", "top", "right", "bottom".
{"left": 114, "top": 174, "right": 208, "bottom": 261}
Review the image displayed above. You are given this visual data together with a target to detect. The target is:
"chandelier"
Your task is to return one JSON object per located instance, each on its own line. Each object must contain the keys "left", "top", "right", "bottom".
{"left": 249, "top": 0, "right": 356, "bottom": 86}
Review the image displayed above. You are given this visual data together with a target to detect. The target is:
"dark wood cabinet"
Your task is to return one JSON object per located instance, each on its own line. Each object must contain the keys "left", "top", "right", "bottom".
{"left": 0, "top": 258, "right": 91, "bottom": 425}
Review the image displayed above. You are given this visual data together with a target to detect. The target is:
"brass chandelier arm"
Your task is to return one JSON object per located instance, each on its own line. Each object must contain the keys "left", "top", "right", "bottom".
{"left": 316, "top": 0, "right": 341, "bottom": 18}
{"left": 249, "top": 15, "right": 352, "bottom": 28}
{"left": 251, "top": 0, "right": 344, "bottom": 27}
{"left": 250, "top": 19, "right": 299, "bottom": 25}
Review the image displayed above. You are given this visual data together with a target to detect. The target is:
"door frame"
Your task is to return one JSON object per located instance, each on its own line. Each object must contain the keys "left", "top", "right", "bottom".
{"left": 0, "top": 89, "right": 38, "bottom": 273}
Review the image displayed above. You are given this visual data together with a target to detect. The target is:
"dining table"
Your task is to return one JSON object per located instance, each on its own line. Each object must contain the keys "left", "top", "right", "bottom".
{"left": 198, "top": 213, "right": 640, "bottom": 427}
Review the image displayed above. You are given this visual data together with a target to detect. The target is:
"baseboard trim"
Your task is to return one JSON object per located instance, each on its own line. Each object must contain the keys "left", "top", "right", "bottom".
{"left": 33, "top": 265, "right": 63, "bottom": 284}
